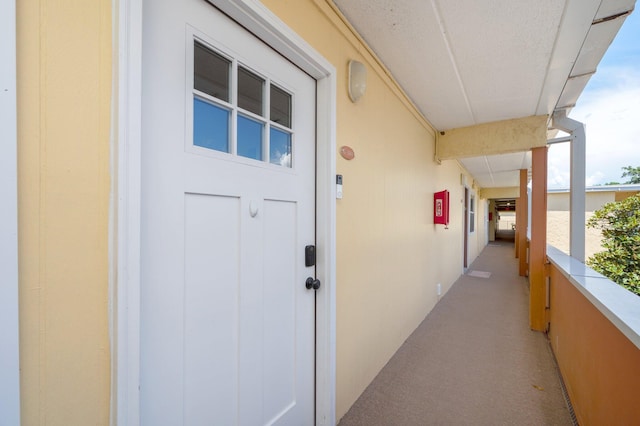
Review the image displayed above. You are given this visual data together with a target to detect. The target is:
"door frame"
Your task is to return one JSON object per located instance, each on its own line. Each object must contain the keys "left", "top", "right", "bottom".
{"left": 0, "top": 0, "right": 21, "bottom": 423}
{"left": 463, "top": 186, "right": 469, "bottom": 268}
{"left": 113, "top": 0, "right": 337, "bottom": 424}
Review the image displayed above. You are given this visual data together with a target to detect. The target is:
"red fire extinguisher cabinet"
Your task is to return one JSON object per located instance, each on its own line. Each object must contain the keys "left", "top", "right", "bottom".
{"left": 434, "top": 190, "right": 450, "bottom": 226}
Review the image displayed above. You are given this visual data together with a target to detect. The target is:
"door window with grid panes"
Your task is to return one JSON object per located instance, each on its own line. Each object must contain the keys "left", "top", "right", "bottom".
{"left": 192, "top": 41, "right": 294, "bottom": 168}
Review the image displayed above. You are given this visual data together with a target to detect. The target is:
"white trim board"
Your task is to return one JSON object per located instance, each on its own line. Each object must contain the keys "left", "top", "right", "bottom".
{"left": 114, "top": 0, "right": 143, "bottom": 424}
{"left": 114, "top": 0, "right": 337, "bottom": 424}
{"left": 0, "top": 0, "right": 21, "bottom": 424}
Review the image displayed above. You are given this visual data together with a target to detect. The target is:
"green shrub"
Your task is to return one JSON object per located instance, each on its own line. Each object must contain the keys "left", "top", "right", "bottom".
{"left": 586, "top": 194, "right": 640, "bottom": 296}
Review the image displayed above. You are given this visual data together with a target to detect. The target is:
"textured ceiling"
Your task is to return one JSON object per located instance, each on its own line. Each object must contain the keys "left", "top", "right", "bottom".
{"left": 334, "top": 0, "right": 635, "bottom": 188}
{"left": 459, "top": 152, "right": 531, "bottom": 188}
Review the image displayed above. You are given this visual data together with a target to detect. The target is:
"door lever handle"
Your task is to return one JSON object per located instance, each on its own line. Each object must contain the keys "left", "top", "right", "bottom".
{"left": 305, "top": 277, "right": 321, "bottom": 290}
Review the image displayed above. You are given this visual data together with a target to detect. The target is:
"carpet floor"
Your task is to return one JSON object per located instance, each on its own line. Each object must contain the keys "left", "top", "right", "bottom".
{"left": 338, "top": 241, "right": 573, "bottom": 426}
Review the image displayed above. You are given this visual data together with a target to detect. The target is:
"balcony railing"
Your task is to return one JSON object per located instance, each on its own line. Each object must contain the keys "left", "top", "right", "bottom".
{"left": 546, "top": 245, "right": 640, "bottom": 425}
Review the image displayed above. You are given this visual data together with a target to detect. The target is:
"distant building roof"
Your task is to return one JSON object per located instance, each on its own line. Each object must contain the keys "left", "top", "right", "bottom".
{"left": 548, "top": 184, "right": 640, "bottom": 194}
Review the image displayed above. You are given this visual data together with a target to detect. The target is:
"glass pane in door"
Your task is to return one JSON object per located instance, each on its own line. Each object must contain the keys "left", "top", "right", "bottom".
{"left": 193, "top": 98, "right": 230, "bottom": 152}
{"left": 270, "top": 128, "right": 292, "bottom": 167}
{"left": 238, "top": 114, "right": 263, "bottom": 160}
{"left": 194, "top": 42, "right": 230, "bottom": 101}
{"left": 238, "top": 67, "right": 264, "bottom": 116}
{"left": 270, "top": 85, "right": 291, "bottom": 128}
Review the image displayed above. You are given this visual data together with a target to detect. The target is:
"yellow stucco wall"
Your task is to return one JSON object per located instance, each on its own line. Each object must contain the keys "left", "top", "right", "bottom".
{"left": 15, "top": 0, "right": 485, "bottom": 422}
{"left": 261, "top": 0, "right": 480, "bottom": 419}
{"left": 480, "top": 186, "right": 521, "bottom": 200}
{"left": 17, "top": 1, "right": 112, "bottom": 424}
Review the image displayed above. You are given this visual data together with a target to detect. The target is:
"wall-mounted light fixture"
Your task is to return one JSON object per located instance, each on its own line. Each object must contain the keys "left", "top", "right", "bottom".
{"left": 348, "top": 60, "right": 367, "bottom": 103}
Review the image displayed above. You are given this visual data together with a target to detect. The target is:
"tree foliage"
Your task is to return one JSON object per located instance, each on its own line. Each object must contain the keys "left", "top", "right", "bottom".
{"left": 587, "top": 194, "right": 640, "bottom": 296}
{"left": 621, "top": 165, "right": 640, "bottom": 184}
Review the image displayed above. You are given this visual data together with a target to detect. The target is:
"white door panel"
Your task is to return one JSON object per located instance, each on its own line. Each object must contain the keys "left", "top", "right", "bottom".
{"left": 141, "top": 0, "right": 316, "bottom": 424}
{"left": 184, "top": 193, "right": 240, "bottom": 425}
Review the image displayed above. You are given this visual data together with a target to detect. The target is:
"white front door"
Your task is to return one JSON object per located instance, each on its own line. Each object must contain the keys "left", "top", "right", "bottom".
{"left": 140, "top": 1, "right": 317, "bottom": 424}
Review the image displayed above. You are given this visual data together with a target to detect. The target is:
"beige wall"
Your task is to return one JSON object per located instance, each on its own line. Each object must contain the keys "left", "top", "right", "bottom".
{"left": 497, "top": 211, "right": 516, "bottom": 230}
{"left": 547, "top": 191, "right": 640, "bottom": 259}
{"left": 615, "top": 191, "right": 638, "bottom": 202}
{"left": 547, "top": 212, "right": 604, "bottom": 260}
{"left": 261, "top": 0, "right": 481, "bottom": 419}
{"left": 547, "top": 190, "right": 640, "bottom": 212}
{"left": 546, "top": 193, "right": 567, "bottom": 211}
{"left": 547, "top": 191, "right": 615, "bottom": 212}
{"left": 15, "top": 0, "right": 486, "bottom": 423}
{"left": 17, "top": 1, "right": 112, "bottom": 424}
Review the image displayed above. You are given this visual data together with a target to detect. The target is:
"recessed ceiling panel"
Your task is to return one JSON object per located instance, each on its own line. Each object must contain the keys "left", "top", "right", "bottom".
{"left": 594, "top": 0, "right": 635, "bottom": 20}
{"left": 334, "top": 0, "right": 475, "bottom": 130}
{"left": 457, "top": 156, "right": 488, "bottom": 173}
{"left": 557, "top": 74, "right": 593, "bottom": 109}
{"left": 572, "top": 19, "right": 625, "bottom": 77}
{"left": 487, "top": 152, "right": 531, "bottom": 173}
{"left": 487, "top": 170, "right": 521, "bottom": 187}
{"left": 460, "top": 151, "right": 531, "bottom": 188}
{"left": 437, "top": 0, "right": 565, "bottom": 125}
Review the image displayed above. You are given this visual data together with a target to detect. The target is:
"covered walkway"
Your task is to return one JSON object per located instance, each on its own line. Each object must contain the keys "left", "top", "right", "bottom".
{"left": 339, "top": 241, "right": 573, "bottom": 425}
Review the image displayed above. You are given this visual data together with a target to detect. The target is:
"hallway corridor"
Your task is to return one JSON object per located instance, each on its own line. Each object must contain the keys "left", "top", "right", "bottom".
{"left": 339, "top": 242, "right": 573, "bottom": 425}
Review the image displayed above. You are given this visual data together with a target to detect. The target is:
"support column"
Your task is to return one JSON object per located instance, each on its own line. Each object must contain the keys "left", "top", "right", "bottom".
{"left": 552, "top": 111, "right": 586, "bottom": 262}
{"left": 570, "top": 125, "right": 586, "bottom": 262}
{"left": 530, "top": 147, "right": 547, "bottom": 331}
{"left": 518, "top": 169, "right": 528, "bottom": 276}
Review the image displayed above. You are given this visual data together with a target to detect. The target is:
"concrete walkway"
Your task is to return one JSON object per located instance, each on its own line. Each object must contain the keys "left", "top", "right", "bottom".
{"left": 338, "top": 241, "right": 573, "bottom": 425}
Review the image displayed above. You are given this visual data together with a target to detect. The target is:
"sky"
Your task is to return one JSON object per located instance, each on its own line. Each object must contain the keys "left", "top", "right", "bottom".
{"left": 547, "top": 10, "right": 640, "bottom": 189}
